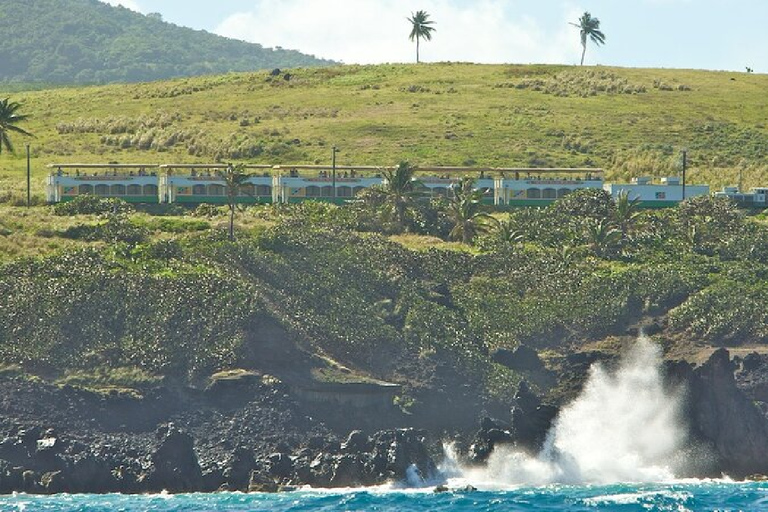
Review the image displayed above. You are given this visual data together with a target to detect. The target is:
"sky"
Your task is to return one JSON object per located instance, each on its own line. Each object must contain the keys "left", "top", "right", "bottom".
{"left": 101, "top": 0, "right": 768, "bottom": 73}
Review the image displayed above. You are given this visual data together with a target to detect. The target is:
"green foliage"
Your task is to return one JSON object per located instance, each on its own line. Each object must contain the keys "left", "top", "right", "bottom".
{"left": 53, "top": 195, "right": 132, "bottom": 216}
{"left": 0, "top": 248, "right": 260, "bottom": 378}
{"left": 0, "top": 0, "right": 334, "bottom": 85}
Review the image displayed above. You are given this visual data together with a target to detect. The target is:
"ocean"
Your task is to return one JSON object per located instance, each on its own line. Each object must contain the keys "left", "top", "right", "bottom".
{"left": 1, "top": 483, "right": 766, "bottom": 512}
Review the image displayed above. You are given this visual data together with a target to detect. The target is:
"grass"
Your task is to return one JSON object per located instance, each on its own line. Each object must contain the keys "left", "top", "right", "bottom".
{"left": 1, "top": 63, "right": 767, "bottom": 201}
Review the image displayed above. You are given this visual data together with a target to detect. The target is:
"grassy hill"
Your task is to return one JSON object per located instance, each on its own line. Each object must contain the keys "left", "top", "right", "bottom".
{"left": 1, "top": 63, "right": 767, "bottom": 202}
{"left": 0, "top": 0, "right": 334, "bottom": 85}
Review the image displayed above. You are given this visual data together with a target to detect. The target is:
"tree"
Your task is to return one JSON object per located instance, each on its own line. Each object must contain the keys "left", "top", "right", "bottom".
{"left": 447, "top": 177, "right": 495, "bottom": 245}
{"left": 613, "top": 190, "right": 641, "bottom": 243}
{"left": 223, "top": 163, "right": 251, "bottom": 241}
{"left": 379, "top": 161, "right": 423, "bottom": 232}
{"left": 585, "top": 218, "right": 621, "bottom": 258}
{"left": 0, "top": 98, "right": 32, "bottom": 154}
{"left": 408, "top": 10, "right": 436, "bottom": 64}
{"left": 570, "top": 12, "right": 605, "bottom": 66}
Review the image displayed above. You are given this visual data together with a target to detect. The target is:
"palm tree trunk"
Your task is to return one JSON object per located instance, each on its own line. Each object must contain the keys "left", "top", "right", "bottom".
{"left": 416, "top": 36, "right": 420, "bottom": 63}
{"left": 580, "top": 43, "right": 586, "bottom": 66}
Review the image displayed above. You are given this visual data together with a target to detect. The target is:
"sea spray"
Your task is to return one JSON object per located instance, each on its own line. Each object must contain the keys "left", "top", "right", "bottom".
{"left": 447, "top": 337, "right": 687, "bottom": 487}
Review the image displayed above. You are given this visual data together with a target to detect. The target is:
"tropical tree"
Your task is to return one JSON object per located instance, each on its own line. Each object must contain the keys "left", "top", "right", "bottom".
{"left": 613, "top": 190, "right": 641, "bottom": 243}
{"left": 570, "top": 12, "right": 605, "bottom": 66}
{"left": 408, "top": 10, "right": 436, "bottom": 64}
{"left": 379, "top": 161, "right": 422, "bottom": 232}
{"left": 447, "top": 177, "right": 495, "bottom": 245}
{"left": 585, "top": 218, "right": 621, "bottom": 258}
{"left": 223, "top": 163, "right": 251, "bottom": 241}
{"left": 0, "top": 98, "right": 32, "bottom": 154}
{"left": 491, "top": 217, "right": 525, "bottom": 250}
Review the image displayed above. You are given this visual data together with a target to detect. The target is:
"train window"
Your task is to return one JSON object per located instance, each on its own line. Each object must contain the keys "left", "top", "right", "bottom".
{"left": 306, "top": 186, "right": 321, "bottom": 197}
{"left": 353, "top": 186, "right": 365, "bottom": 196}
{"left": 527, "top": 188, "right": 541, "bottom": 199}
{"left": 321, "top": 186, "right": 334, "bottom": 197}
{"left": 558, "top": 189, "right": 571, "bottom": 198}
{"left": 95, "top": 184, "right": 109, "bottom": 196}
{"left": 193, "top": 185, "right": 206, "bottom": 195}
{"left": 209, "top": 184, "right": 225, "bottom": 196}
{"left": 144, "top": 184, "right": 158, "bottom": 195}
{"left": 542, "top": 188, "right": 556, "bottom": 199}
{"left": 78, "top": 184, "right": 93, "bottom": 194}
{"left": 256, "top": 185, "right": 271, "bottom": 196}
{"left": 127, "top": 184, "right": 142, "bottom": 195}
{"left": 337, "top": 186, "right": 352, "bottom": 197}
{"left": 111, "top": 184, "right": 126, "bottom": 195}
{"left": 240, "top": 184, "right": 255, "bottom": 197}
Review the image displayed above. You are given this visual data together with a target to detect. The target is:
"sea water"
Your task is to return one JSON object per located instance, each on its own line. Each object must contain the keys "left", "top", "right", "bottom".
{"left": 4, "top": 339, "right": 759, "bottom": 510}
{"left": 2, "top": 485, "right": 767, "bottom": 512}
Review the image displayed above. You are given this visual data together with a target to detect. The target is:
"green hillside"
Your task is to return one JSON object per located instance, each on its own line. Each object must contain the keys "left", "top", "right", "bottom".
{"left": 1, "top": 63, "right": 767, "bottom": 202}
{"left": 0, "top": 0, "right": 334, "bottom": 85}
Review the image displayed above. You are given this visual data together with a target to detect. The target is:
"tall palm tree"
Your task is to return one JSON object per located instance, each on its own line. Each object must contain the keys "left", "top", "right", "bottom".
{"left": 380, "top": 161, "right": 422, "bottom": 232}
{"left": 447, "top": 177, "right": 495, "bottom": 245}
{"left": 570, "top": 12, "right": 605, "bottom": 66}
{"left": 223, "top": 163, "right": 251, "bottom": 241}
{"left": 0, "top": 98, "right": 32, "bottom": 154}
{"left": 408, "top": 10, "right": 436, "bottom": 64}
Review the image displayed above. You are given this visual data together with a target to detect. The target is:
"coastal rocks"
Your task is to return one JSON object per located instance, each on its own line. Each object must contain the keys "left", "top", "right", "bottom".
{"left": 668, "top": 348, "right": 768, "bottom": 478}
{"left": 510, "top": 382, "right": 557, "bottom": 453}
{"left": 144, "top": 424, "right": 203, "bottom": 492}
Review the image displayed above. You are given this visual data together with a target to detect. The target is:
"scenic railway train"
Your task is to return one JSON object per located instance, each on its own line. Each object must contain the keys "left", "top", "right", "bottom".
{"left": 45, "top": 162, "right": 753, "bottom": 209}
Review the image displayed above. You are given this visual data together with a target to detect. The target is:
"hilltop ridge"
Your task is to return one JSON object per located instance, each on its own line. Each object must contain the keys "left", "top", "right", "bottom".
{"left": 0, "top": 0, "right": 334, "bottom": 85}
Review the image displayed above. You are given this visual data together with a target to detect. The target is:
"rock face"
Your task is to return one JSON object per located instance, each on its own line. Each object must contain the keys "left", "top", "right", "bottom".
{"left": 668, "top": 348, "right": 768, "bottom": 478}
{"left": 146, "top": 424, "right": 203, "bottom": 492}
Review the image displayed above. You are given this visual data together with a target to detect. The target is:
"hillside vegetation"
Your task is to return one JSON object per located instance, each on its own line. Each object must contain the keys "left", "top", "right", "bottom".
{"left": 2, "top": 192, "right": 768, "bottom": 411}
{"left": 1, "top": 63, "right": 767, "bottom": 203}
{"left": 0, "top": 0, "right": 333, "bottom": 85}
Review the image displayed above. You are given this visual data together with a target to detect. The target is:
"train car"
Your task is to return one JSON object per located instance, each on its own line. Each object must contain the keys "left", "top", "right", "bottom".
{"left": 160, "top": 164, "right": 274, "bottom": 204}
{"left": 46, "top": 164, "right": 161, "bottom": 203}
{"left": 493, "top": 169, "right": 605, "bottom": 207}
{"left": 714, "top": 186, "right": 768, "bottom": 208}
{"left": 604, "top": 176, "right": 709, "bottom": 207}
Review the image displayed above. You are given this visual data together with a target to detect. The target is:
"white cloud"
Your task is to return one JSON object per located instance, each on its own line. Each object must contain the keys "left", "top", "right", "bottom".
{"left": 100, "top": 0, "right": 143, "bottom": 12}
{"left": 215, "top": 0, "right": 583, "bottom": 65}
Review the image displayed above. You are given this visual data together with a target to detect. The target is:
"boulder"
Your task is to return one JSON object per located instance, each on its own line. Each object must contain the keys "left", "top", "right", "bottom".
{"left": 146, "top": 424, "right": 203, "bottom": 492}
{"left": 224, "top": 447, "right": 255, "bottom": 491}
{"left": 510, "top": 381, "right": 557, "bottom": 452}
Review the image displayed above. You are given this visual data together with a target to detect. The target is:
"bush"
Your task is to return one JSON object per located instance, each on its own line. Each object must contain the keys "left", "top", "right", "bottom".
{"left": 53, "top": 195, "right": 132, "bottom": 216}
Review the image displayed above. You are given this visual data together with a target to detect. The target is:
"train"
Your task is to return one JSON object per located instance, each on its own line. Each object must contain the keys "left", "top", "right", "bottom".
{"left": 45, "top": 163, "right": 714, "bottom": 208}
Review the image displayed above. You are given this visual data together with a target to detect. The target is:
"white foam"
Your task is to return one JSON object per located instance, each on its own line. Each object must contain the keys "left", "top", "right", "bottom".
{"left": 445, "top": 337, "right": 689, "bottom": 487}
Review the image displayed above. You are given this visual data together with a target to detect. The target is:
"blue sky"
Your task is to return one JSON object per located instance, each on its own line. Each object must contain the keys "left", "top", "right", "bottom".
{"left": 102, "top": 0, "right": 767, "bottom": 72}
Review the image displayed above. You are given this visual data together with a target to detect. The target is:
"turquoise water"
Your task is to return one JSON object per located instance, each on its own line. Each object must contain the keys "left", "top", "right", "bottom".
{"left": 2, "top": 483, "right": 767, "bottom": 511}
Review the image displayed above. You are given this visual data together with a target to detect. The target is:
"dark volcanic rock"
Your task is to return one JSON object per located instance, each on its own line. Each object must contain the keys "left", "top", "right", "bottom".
{"left": 510, "top": 381, "right": 557, "bottom": 453}
{"left": 146, "top": 424, "right": 202, "bottom": 492}
{"left": 668, "top": 349, "right": 768, "bottom": 478}
{"left": 492, "top": 345, "right": 544, "bottom": 372}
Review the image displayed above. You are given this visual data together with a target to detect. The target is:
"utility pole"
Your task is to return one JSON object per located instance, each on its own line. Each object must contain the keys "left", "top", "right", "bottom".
{"left": 26, "top": 144, "right": 31, "bottom": 208}
{"left": 681, "top": 149, "right": 687, "bottom": 201}
{"left": 331, "top": 146, "right": 339, "bottom": 199}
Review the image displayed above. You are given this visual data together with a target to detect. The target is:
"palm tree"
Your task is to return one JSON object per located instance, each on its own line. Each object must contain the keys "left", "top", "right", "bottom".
{"left": 0, "top": 98, "right": 32, "bottom": 154}
{"left": 408, "top": 10, "right": 436, "bottom": 64}
{"left": 447, "top": 177, "right": 495, "bottom": 245}
{"left": 492, "top": 218, "right": 525, "bottom": 249}
{"left": 612, "top": 190, "right": 641, "bottom": 243}
{"left": 585, "top": 218, "right": 621, "bottom": 258}
{"left": 380, "top": 161, "right": 422, "bottom": 232}
{"left": 570, "top": 12, "right": 605, "bottom": 66}
{"left": 223, "top": 163, "right": 251, "bottom": 241}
